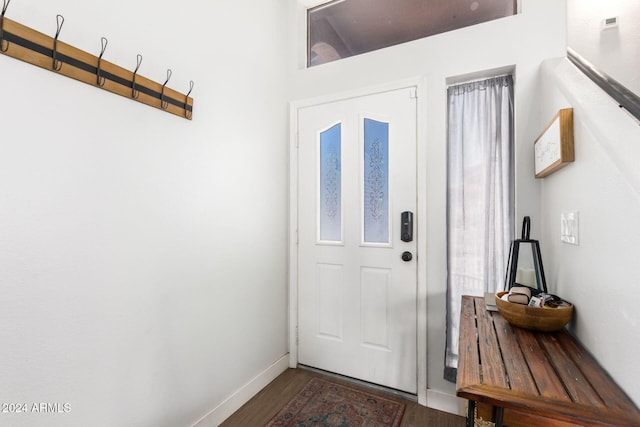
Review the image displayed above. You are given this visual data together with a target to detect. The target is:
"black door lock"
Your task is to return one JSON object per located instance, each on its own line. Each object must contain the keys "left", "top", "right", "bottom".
{"left": 402, "top": 251, "right": 413, "bottom": 262}
{"left": 401, "top": 211, "right": 413, "bottom": 242}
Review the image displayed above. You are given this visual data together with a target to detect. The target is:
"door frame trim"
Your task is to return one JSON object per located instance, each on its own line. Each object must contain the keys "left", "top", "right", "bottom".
{"left": 288, "top": 77, "right": 428, "bottom": 405}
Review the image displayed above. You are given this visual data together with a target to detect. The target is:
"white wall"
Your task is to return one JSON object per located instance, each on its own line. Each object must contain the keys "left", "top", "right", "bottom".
{"left": 567, "top": 0, "right": 640, "bottom": 96}
{"left": 287, "top": 0, "right": 567, "bottom": 406}
{"left": 0, "top": 1, "right": 289, "bottom": 426}
{"left": 539, "top": 58, "right": 640, "bottom": 405}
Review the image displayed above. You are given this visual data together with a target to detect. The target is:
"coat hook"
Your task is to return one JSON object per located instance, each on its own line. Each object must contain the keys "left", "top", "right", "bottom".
{"left": 131, "top": 53, "right": 142, "bottom": 99}
{"left": 184, "top": 80, "right": 194, "bottom": 119}
{"left": 1, "top": 0, "right": 12, "bottom": 53}
{"left": 52, "top": 14, "right": 65, "bottom": 71}
{"left": 160, "top": 68, "right": 172, "bottom": 110}
{"left": 96, "top": 37, "right": 108, "bottom": 87}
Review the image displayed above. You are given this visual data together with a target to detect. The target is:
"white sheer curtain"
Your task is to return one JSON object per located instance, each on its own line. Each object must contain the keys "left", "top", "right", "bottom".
{"left": 445, "top": 75, "right": 514, "bottom": 381}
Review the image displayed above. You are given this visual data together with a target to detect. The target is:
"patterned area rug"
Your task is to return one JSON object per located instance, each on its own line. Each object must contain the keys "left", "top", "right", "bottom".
{"left": 265, "top": 377, "right": 406, "bottom": 427}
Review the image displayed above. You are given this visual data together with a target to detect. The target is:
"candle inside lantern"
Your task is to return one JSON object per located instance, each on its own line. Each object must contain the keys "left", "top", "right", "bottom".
{"left": 516, "top": 268, "right": 536, "bottom": 287}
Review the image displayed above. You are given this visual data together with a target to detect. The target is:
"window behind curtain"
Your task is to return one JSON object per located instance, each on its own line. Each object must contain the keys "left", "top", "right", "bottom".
{"left": 444, "top": 75, "right": 514, "bottom": 382}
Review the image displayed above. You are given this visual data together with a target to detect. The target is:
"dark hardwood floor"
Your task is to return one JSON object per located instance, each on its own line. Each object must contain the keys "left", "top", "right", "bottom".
{"left": 220, "top": 368, "right": 467, "bottom": 427}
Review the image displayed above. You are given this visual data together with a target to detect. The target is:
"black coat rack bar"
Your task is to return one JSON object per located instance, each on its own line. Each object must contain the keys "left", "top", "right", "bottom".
{"left": 0, "top": 11, "right": 194, "bottom": 120}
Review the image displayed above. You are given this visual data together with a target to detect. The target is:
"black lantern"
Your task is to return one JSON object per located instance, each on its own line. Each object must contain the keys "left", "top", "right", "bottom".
{"left": 505, "top": 216, "right": 548, "bottom": 293}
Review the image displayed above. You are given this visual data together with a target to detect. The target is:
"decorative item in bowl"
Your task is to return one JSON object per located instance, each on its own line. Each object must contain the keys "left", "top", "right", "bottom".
{"left": 495, "top": 291, "right": 573, "bottom": 332}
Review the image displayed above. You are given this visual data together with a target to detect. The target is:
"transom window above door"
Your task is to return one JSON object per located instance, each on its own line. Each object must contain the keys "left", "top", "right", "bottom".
{"left": 308, "top": 0, "right": 518, "bottom": 67}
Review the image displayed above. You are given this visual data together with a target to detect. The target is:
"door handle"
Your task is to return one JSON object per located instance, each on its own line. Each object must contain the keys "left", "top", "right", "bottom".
{"left": 401, "top": 251, "right": 413, "bottom": 262}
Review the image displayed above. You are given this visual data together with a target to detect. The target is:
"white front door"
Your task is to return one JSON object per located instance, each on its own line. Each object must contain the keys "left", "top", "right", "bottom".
{"left": 297, "top": 87, "right": 417, "bottom": 393}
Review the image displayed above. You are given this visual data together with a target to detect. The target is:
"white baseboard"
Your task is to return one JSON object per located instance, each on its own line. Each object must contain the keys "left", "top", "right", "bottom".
{"left": 426, "top": 389, "right": 468, "bottom": 417}
{"left": 192, "top": 354, "right": 290, "bottom": 427}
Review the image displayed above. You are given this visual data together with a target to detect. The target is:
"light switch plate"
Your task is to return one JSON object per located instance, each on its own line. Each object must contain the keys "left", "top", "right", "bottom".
{"left": 561, "top": 211, "right": 579, "bottom": 245}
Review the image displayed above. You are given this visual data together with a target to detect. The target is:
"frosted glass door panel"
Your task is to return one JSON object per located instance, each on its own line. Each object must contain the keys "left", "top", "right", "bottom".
{"left": 319, "top": 123, "right": 342, "bottom": 242}
{"left": 363, "top": 118, "right": 389, "bottom": 244}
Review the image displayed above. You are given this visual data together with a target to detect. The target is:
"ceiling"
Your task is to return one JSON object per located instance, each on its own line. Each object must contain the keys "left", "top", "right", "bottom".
{"left": 308, "top": 0, "right": 517, "bottom": 66}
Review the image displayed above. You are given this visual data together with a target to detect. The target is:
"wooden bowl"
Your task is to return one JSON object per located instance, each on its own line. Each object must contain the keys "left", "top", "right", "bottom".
{"left": 495, "top": 291, "right": 573, "bottom": 332}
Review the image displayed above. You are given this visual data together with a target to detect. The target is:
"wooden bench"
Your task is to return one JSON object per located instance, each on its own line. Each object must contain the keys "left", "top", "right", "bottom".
{"left": 456, "top": 295, "right": 640, "bottom": 427}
